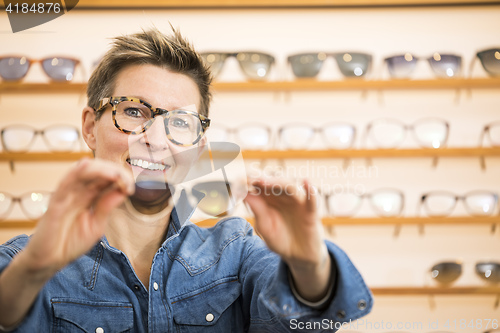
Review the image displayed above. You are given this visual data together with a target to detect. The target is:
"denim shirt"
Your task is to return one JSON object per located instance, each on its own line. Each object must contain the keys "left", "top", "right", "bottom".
{"left": 0, "top": 206, "right": 372, "bottom": 332}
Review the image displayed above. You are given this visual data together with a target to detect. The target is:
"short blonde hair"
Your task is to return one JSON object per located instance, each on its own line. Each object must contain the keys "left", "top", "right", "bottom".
{"left": 87, "top": 27, "right": 212, "bottom": 119}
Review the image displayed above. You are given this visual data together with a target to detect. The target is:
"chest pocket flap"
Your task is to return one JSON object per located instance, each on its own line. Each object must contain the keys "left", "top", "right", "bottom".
{"left": 52, "top": 298, "right": 134, "bottom": 333}
{"left": 171, "top": 277, "right": 241, "bottom": 326}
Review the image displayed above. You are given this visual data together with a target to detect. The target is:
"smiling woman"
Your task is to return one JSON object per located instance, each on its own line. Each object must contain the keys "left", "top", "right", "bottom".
{"left": 0, "top": 27, "right": 372, "bottom": 332}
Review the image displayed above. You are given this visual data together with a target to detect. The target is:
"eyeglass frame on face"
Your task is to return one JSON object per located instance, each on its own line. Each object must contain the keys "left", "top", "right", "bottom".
{"left": 95, "top": 96, "right": 211, "bottom": 147}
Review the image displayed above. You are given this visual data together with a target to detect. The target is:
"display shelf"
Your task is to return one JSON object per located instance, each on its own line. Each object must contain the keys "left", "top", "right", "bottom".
{"left": 2, "top": 78, "right": 500, "bottom": 93}
{"left": 64, "top": 0, "right": 500, "bottom": 9}
{"left": 1, "top": 147, "right": 499, "bottom": 163}
{"left": 371, "top": 286, "right": 500, "bottom": 295}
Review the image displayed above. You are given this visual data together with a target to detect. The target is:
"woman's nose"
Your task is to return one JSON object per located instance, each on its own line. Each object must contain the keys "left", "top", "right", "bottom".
{"left": 141, "top": 116, "right": 170, "bottom": 150}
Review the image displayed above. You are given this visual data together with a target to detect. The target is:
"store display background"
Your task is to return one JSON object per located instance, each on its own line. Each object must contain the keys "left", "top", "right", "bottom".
{"left": 1, "top": 5, "right": 500, "bottom": 331}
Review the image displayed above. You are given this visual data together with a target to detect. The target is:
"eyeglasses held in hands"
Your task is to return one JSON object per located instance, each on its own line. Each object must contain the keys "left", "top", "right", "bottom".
{"left": 0, "top": 124, "right": 81, "bottom": 153}
{"left": 384, "top": 52, "right": 462, "bottom": 78}
{"left": 96, "top": 97, "right": 211, "bottom": 147}
{"left": 0, "top": 55, "right": 81, "bottom": 81}
{"left": 0, "top": 191, "right": 51, "bottom": 220}
{"left": 201, "top": 52, "right": 275, "bottom": 80}
{"left": 288, "top": 52, "right": 372, "bottom": 78}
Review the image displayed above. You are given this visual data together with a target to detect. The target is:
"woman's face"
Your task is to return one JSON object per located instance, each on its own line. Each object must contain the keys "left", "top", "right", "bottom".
{"left": 83, "top": 64, "right": 205, "bottom": 211}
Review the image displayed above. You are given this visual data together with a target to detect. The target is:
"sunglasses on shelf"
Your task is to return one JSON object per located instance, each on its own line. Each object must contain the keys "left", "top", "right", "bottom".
{"left": 473, "top": 47, "right": 500, "bottom": 77}
{"left": 0, "top": 191, "right": 51, "bottom": 220}
{"left": 206, "top": 124, "right": 272, "bottom": 150}
{"left": 200, "top": 51, "right": 275, "bottom": 80}
{"left": 323, "top": 188, "right": 405, "bottom": 218}
{"left": 0, "top": 124, "right": 81, "bottom": 153}
{"left": 287, "top": 52, "right": 372, "bottom": 78}
{"left": 384, "top": 52, "right": 462, "bottom": 79}
{"left": 362, "top": 118, "right": 449, "bottom": 149}
{"left": 277, "top": 122, "right": 357, "bottom": 150}
{"left": 418, "top": 190, "right": 498, "bottom": 217}
{"left": 0, "top": 55, "right": 81, "bottom": 81}
{"left": 431, "top": 261, "right": 500, "bottom": 285}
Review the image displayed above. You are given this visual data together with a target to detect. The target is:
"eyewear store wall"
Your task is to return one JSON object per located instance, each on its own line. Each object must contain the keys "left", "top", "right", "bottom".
{"left": 1, "top": 1, "right": 500, "bottom": 332}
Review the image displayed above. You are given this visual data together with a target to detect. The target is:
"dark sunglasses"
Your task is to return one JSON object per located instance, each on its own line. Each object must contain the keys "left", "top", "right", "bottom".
{"left": 200, "top": 51, "right": 275, "bottom": 80}
{"left": 431, "top": 261, "right": 500, "bottom": 284}
{"left": 384, "top": 52, "right": 462, "bottom": 78}
{"left": 0, "top": 55, "right": 81, "bottom": 81}
{"left": 475, "top": 48, "right": 500, "bottom": 77}
{"left": 288, "top": 52, "right": 372, "bottom": 78}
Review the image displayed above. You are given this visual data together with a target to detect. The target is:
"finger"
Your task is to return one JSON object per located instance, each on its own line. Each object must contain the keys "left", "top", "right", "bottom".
{"left": 303, "top": 179, "right": 318, "bottom": 213}
{"left": 75, "top": 159, "right": 135, "bottom": 195}
{"left": 244, "top": 193, "right": 274, "bottom": 237}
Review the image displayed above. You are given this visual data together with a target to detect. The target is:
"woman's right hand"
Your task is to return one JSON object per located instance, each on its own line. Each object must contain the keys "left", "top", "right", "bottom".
{"left": 20, "top": 158, "right": 135, "bottom": 277}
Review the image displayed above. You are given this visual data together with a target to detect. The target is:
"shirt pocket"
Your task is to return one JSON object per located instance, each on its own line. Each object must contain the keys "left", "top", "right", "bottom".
{"left": 170, "top": 277, "right": 242, "bottom": 332}
{"left": 51, "top": 298, "right": 134, "bottom": 333}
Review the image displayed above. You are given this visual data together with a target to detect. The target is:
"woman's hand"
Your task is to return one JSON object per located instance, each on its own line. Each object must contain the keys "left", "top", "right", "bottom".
{"left": 22, "top": 158, "right": 135, "bottom": 276}
{"left": 244, "top": 178, "right": 332, "bottom": 302}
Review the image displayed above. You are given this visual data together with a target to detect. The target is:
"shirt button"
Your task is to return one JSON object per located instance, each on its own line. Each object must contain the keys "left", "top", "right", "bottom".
{"left": 336, "top": 310, "right": 346, "bottom": 319}
{"left": 205, "top": 313, "right": 214, "bottom": 322}
{"left": 95, "top": 328, "right": 104, "bottom": 333}
{"left": 357, "top": 299, "right": 367, "bottom": 310}
{"left": 133, "top": 285, "right": 140, "bottom": 291}
{"left": 153, "top": 282, "right": 159, "bottom": 291}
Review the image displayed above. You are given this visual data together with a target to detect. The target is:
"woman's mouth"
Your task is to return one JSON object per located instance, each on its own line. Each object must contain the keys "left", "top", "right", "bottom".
{"left": 126, "top": 158, "right": 169, "bottom": 171}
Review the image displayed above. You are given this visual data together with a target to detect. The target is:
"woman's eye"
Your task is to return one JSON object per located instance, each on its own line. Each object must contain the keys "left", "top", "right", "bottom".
{"left": 172, "top": 117, "right": 189, "bottom": 129}
{"left": 124, "top": 108, "right": 144, "bottom": 118}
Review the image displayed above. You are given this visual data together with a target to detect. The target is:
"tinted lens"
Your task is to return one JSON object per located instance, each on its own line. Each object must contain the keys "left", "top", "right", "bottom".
{"left": 322, "top": 123, "right": 355, "bottom": 149}
{"left": 20, "top": 191, "right": 50, "bottom": 219}
{"left": 41, "top": 57, "right": 77, "bottom": 81}
{"left": 288, "top": 53, "right": 325, "bottom": 78}
{"left": 333, "top": 52, "right": 372, "bottom": 77}
{"left": 367, "top": 119, "right": 406, "bottom": 148}
{"left": 279, "top": 125, "right": 315, "bottom": 150}
{"left": 385, "top": 54, "right": 417, "bottom": 78}
{"left": 326, "top": 193, "right": 361, "bottom": 217}
{"left": 487, "top": 123, "right": 500, "bottom": 146}
{"left": 413, "top": 119, "right": 448, "bottom": 148}
{"left": 427, "top": 53, "right": 461, "bottom": 78}
{"left": 476, "top": 48, "right": 500, "bottom": 76}
{"left": 370, "top": 190, "right": 403, "bottom": 217}
{"left": 464, "top": 192, "right": 497, "bottom": 215}
{"left": 236, "top": 52, "right": 274, "bottom": 80}
{"left": 423, "top": 192, "right": 456, "bottom": 216}
{"left": 236, "top": 125, "right": 270, "bottom": 149}
{"left": 0, "top": 56, "right": 30, "bottom": 80}
{"left": 44, "top": 126, "right": 79, "bottom": 151}
{"left": 201, "top": 53, "right": 227, "bottom": 78}
{"left": 193, "top": 181, "right": 232, "bottom": 217}
{"left": 475, "top": 262, "right": 500, "bottom": 283}
{"left": 431, "top": 262, "right": 462, "bottom": 284}
{"left": 1, "top": 126, "right": 35, "bottom": 152}
{"left": 166, "top": 111, "right": 202, "bottom": 146}
{"left": 0, "top": 192, "right": 13, "bottom": 219}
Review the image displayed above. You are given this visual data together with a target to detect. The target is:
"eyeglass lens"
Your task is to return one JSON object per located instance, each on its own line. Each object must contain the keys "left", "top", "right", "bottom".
{"left": 326, "top": 189, "right": 403, "bottom": 217}
{"left": 0, "top": 191, "right": 51, "bottom": 220}
{"left": 201, "top": 52, "right": 274, "bottom": 80}
{"left": 476, "top": 48, "right": 500, "bottom": 76}
{"left": 0, "top": 56, "right": 78, "bottom": 81}
{"left": 385, "top": 53, "right": 461, "bottom": 78}
{"left": 486, "top": 123, "right": 500, "bottom": 145}
{"left": 288, "top": 52, "right": 372, "bottom": 78}
{"left": 114, "top": 100, "right": 203, "bottom": 146}
{"left": 1, "top": 125, "right": 80, "bottom": 152}
{"left": 423, "top": 191, "right": 497, "bottom": 216}
{"left": 193, "top": 181, "right": 232, "bottom": 217}
{"left": 280, "top": 124, "right": 355, "bottom": 150}
{"left": 430, "top": 262, "right": 462, "bottom": 284}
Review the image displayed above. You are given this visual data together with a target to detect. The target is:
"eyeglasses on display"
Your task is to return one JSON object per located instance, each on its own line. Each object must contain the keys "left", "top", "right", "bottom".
{"left": 476, "top": 262, "right": 500, "bottom": 283}
{"left": 278, "top": 122, "right": 356, "bottom": 150}
{"left": 206, "top": 124, "right": 272, "bottom": 150}
{"left": 200, "top": 52, "right": 275, "bottom": 80}
{"left": 418, "top": 190, "right": 498, "bottom": 217}
{"left": 479, "top": 121, "right": 500, "bottom": 147}
{"left": 431, "top": 261, "right": 500, "bottom": 285}
{"left": 323, "top": 188, "right": 404, "bottom": 218}
{"left": 96, "top": 96, "right": 211, "bottom": 147}
{"left": 475, "top": 48, "right": 500, "bottom": 77}
{"left": 363, "top": 118, "right": 449, "bottom": 149}
{"left": 384, "top": 52, "right": 462, "bottom": 78}
{"left": 287, "top": 52, "right": 372, "bottom": 78}
{"left": 0, "top": 124, "right": 81, "bottom": 153}
{"left": 0, "top": 55, "right": 80, "bottom": 81}
{"left": 0, "top": 191, "right": 51, "bottom": 220}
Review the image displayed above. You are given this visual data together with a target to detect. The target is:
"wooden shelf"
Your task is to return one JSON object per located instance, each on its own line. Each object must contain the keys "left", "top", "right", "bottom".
{"left": 1, "top": 148, "right": 499, "bottom": 163}
{"left": 371, "top": 286, "right": 500, "bottom": 295}
{"left": 2, "top": 78, "right": 500, "bottom": 94}
{"left": 66, "top": 0, "right": 500, "bottom": 9}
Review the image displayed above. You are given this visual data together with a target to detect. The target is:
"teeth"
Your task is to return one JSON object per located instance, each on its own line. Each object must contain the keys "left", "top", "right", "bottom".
{"left": 128, "top": 159, "right": 166, "bottom": 171}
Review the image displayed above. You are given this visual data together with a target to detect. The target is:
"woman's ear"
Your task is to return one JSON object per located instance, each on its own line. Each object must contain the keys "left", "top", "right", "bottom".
{"left": 82, "top": 106, "right": 97, "bottom": 150}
